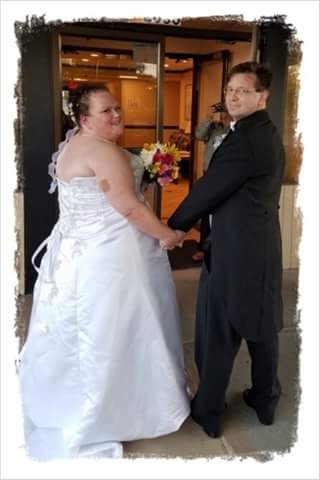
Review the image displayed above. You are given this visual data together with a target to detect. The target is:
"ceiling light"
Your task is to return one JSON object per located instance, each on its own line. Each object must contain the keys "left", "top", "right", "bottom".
{"left": 73, "top": 77, "right": 88, "bottom": 82}
{"left": 62, "top": 58, "right": 73, "bottom": 66}
{"left": 90, "top": 53, "right": 99, "bottom": 57}
{"left": 118, "top": 75, "right": 138, "bottom": 79}
{"left": 81, "top": 58, "right": 89, "bottom": 62}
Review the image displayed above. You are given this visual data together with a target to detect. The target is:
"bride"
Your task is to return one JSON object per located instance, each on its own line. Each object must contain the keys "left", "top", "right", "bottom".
{"left": 18, "top": 85, "right": 190, "bottom": 460}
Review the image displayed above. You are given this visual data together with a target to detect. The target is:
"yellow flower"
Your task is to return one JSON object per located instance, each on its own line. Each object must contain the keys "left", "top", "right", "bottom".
{"left": 143, "top": 143, "right": 154, "bottom": 151}
{"left": 171, "top": 166, "right": 180, "bottom": 179}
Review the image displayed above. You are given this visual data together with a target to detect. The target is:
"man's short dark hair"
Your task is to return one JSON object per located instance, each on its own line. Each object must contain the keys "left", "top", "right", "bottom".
{"left": 227, "top": 62, "right": 272, "bottom": 91}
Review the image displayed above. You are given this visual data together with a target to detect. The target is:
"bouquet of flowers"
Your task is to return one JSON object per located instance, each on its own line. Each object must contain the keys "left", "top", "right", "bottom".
{"left": 139, "top": 142, "right": 181, "bottom": 187}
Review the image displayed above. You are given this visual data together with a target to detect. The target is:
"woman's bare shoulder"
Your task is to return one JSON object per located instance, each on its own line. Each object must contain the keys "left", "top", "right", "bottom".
{"left": 88, "top": 140, "right": 128, "bottom": 165}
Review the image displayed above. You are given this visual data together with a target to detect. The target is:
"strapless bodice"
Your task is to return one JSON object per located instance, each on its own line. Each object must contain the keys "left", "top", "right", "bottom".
{"left": 54, "top": 153, "right": 144, "bottom": 237}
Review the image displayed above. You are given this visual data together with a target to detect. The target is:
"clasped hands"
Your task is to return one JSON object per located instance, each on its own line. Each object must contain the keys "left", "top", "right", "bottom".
{"left": 160, "top": 229, "right": 186, "bottom": 251}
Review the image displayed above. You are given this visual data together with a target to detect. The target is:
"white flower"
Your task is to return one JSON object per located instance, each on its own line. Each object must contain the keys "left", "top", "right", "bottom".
{"left": 140, "top": 147, "right": 156, "bottom": 167}
{"left": 140, "top": 141, "right": 165, "bottom": 167}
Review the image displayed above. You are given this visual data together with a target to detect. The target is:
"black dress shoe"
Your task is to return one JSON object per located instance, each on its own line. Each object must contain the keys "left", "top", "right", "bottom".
{"left": 243, "top": 389, "right": 279, "bottom": 426}
{"left": 202, "top": 422, "right": 222, "bottom": 439}
{"left": 191, "top": 411, "right": 223, "bottom": 438}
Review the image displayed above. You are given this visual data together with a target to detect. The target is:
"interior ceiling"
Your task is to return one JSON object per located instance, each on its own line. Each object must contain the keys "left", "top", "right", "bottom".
{"left": 61, "top": 36, "right": 198, "bottom": 83}
{"left": 61, "top": 33, "right": 245, "bottom": 55}
{"left": 61, "top": 55, "right": 194, "bottom": 85}
{"left": 60, "top": 18, "right": 252, "bottom": 84}
{"left": 61, "top": 49, "right": 193, "bottom": 72}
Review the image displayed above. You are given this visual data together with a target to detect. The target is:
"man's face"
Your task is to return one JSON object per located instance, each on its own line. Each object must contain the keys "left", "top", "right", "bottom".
{"left": 225, "top": 73, "right": 269, "bottom": 121}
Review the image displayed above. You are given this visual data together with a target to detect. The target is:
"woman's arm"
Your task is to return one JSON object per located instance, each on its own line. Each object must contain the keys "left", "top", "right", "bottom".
{"left": 88, "top": 142, "right": 179, "bottom": 246}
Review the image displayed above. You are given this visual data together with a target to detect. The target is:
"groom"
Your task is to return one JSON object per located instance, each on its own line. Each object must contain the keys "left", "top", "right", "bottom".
{"left": 166, "top": 62, "right": 285, "bottom": 438}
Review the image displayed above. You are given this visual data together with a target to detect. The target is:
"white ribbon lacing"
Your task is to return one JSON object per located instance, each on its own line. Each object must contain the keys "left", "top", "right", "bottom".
{"left": 48, "top": 127, "right": 79, "bottom": 193}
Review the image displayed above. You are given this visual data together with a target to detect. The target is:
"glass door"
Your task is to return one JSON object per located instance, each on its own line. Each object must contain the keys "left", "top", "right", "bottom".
{"left": 59, "top": 35, "right": 164, "bottom": 213}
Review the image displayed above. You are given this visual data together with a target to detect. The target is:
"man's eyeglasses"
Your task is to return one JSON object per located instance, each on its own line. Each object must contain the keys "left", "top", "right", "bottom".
{"left": 224, "top": 87, "right": 261, "bottom": 97}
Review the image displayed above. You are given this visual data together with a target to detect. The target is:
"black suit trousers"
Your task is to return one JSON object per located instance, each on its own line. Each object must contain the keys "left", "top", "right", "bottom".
{"left": 191, "top": 264, "right": 281, "bottom": 428}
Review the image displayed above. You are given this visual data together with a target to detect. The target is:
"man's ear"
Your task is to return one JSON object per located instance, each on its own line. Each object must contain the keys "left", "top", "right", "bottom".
{"left": 258, "top": 90, "right": 269, "bottom": 107}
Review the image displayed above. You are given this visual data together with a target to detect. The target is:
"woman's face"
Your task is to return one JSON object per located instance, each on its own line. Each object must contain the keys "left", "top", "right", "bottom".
{"left": 81, "top": 90, "right": 124, "bottom": 141}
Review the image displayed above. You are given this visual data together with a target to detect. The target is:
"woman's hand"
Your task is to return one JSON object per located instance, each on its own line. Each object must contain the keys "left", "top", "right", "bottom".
{"left": 160, "top": 230, "right": 185, "bottom": 250}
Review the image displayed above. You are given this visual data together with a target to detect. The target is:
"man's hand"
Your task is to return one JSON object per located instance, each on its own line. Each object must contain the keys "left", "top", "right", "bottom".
{"left": 160, "top": 230, "right": 186, "bottom": 250}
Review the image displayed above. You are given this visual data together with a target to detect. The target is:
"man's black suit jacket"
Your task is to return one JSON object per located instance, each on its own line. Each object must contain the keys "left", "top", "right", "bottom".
{"left": 168, "top": 110, "right": 285, "bottom": 342}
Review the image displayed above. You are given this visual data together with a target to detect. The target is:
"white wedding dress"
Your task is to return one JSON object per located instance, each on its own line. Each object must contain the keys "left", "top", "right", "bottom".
{"left": 18, "top": 149, "right": 190, "bottom": 460}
